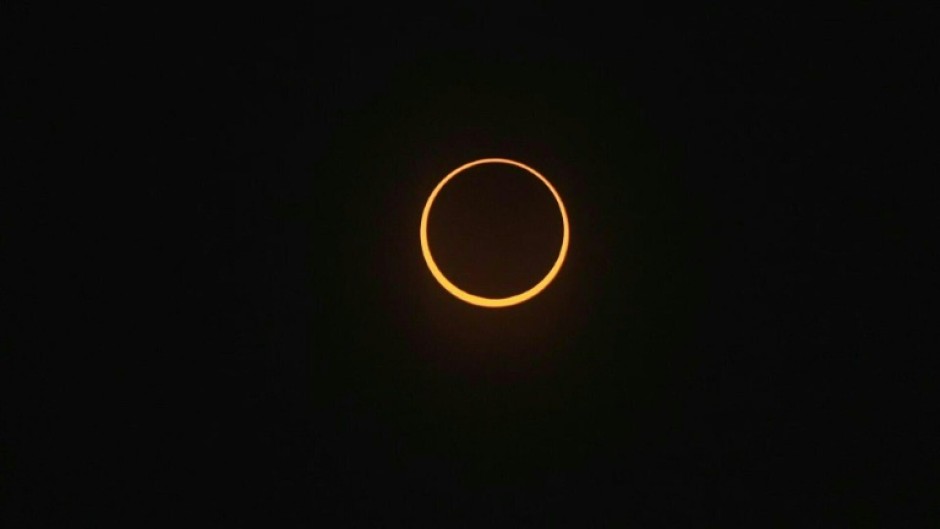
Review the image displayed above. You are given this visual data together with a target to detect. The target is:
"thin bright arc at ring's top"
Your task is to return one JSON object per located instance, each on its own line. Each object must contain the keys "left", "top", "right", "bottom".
{"left": 420, "top": 158, "right": 570, "bottom": 308}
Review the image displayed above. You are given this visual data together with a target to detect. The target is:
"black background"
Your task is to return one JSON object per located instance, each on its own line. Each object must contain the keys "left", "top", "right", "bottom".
{"left": 4, "top": 5, "right": 934, "bottom": 526}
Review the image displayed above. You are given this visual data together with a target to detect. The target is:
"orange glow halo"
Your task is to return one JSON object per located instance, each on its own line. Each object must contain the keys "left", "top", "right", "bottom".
{"left": 420, "top": 158, "right": 570, "bottom": 308}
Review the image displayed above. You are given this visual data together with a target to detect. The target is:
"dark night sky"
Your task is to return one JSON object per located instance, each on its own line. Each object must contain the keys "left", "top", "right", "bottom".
{"left": 4, "top": 5, "right": 934, "bottom": 526}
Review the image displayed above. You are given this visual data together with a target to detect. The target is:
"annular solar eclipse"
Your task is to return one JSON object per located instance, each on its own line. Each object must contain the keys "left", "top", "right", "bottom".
{"left": 420, "top": 158, "right": 569, "bottom": 308}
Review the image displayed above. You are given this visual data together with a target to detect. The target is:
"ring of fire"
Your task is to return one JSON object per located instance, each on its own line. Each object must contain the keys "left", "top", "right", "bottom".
{"left": 420, "top": 158, "right": 570, "bottom": 308}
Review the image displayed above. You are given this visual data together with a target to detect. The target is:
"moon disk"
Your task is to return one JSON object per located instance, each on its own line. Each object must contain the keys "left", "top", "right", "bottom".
{"left": 420, "top": 158, "right": 570, "bottom": 308}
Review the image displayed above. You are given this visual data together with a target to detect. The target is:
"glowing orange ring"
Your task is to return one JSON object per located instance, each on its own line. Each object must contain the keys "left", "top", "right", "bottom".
{"left": 420, "top": 158, "right": 570, "bottom": 308}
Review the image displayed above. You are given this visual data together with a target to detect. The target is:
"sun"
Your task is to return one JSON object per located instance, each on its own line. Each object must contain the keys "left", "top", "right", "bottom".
{"left": 420, "top": 158, "right": 569, "bottom": 308}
